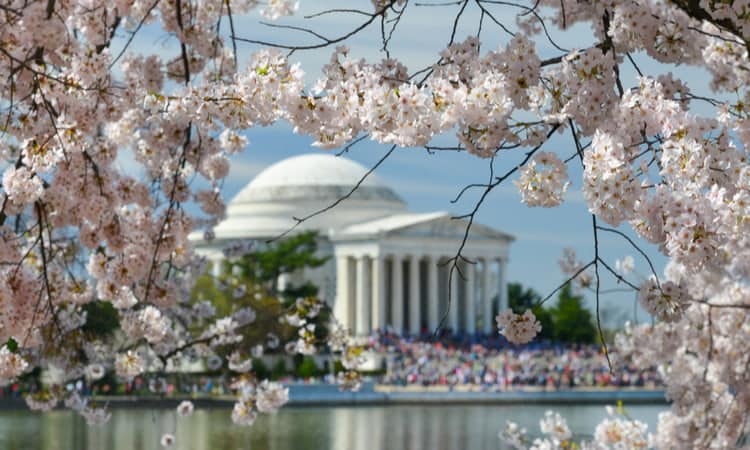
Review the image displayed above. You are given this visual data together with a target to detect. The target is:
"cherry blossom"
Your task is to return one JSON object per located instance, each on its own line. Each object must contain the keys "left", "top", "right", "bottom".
{"left": 614, "top": 256, "right": 635, "bottom": 275}
{"left": 2, "top": 167, "right": 44, "bottom": 208}
{"left": 84, "top": 364, "right": 105, "bottom": 381}
{"left": 115, "top": 351, "right": 146, "bottom": 380}
{"left": 255, "top": 381, "right": 289, "bottom": 413}
{"left": 496, "top": 309, "right": 542, "bottom": 344}
{"left": 500, "top": 421, "right": 528, "bottom": 449}
{"left": 80, "top": 406, "right": 113, "bottom": 426}
{"left": 176, "top": 400, "right": 194, "bottom": 417}
{"left": 0, "top": 0, "right": 748, "bottom": 445}
{"left": 515, "top": 152, "right": 570, "bottom": 207}
{"left": 501, "top": 406, "right": 649, "bottom": 449}
{"left": 261, "top": 0, "right": 299, "bottom": 20}
{"left": 227, "top": 352, "right": 253, "bottom": 373}
{"left": 160, "top": 434, "right": 176, "bottom": 448}
{"left": 593, "top": 406, "right": 649, "bottom": 449}
{"left": 539, "top": 411, "right": 572, "bottom": 443}
{"left": 228, "top": 378, "right": 288, "bottom": 425}
{"left": 0, "top": 346, "right": 29, "bottom": 385}
{"left": 25, "top": 395, "right": 58, "bottom": 412}
{"left": 638, "top": 279, "right": 689, "bottom": 323}
{"left": 231, "top": 401, "right": 258, "bottom": 426}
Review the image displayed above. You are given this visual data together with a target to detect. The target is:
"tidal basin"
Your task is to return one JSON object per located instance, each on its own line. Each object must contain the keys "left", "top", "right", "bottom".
{"left": 0, "top": 402, "right": 665, "bottom": 450}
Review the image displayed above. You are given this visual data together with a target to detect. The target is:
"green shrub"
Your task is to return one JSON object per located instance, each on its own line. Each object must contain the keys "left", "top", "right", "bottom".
{"left": 271, "top": 359, "right": 288, "bottom": 380}
{"left": 295, "top": 356, "right": 319, "bottom": 379}
{"left": 252, "top": 358, "right": 270, "bottom": 380}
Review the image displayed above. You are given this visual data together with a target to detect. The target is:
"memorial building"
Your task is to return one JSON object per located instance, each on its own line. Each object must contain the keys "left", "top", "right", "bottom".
{"left": 193, "top": 154, "right": 513, "bottom": 335}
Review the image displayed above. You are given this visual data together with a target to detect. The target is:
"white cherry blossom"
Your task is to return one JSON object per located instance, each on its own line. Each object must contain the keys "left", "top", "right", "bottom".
{"left": 496, "top": 309, "right": 542, "bottom": 344}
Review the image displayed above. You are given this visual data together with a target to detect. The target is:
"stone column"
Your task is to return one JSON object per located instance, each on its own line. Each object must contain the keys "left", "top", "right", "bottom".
{"left": 427, "top": 255, "right": 439, "bottom": 331}
{"left": 449, "top": 266, "right": 459, "bottom": 332}
{"left": 371, "top": 255, "right": 386, "bottom": 332}
{"left": 408, "top": 255, "right": 421, "bottom": 335}
{"left": 348, "top": 258, "right": 357, "bottom": 328}
{"left": 465, "top": 261, "right": 476, "bottom": 334}
{"left": 355, "top": 256, "right": 371, "bottom": 336}
{"left": 498, "top": 258, "right": 508, "bottom": 312}
{"left": 277, "top": 273, "right": 290, "bottom": 294}
{"left": 211, "top": 256, "right": 223, "bottom": 277}
{"left": 482, "top": 258, "right": 493, "bottom": 334}
{"left": 391, "top": 254, "right": 404, "bottom": 334}
{"left": 334, "top": 255, "right": 351, "bottom": 330}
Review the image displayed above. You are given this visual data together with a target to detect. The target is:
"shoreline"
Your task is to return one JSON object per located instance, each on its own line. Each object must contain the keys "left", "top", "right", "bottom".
{"left": 0, "top": 384, "right": 667, "bottom": 410}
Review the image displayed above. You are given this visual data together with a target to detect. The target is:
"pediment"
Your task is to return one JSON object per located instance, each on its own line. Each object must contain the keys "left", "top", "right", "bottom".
{"left": 333, "top": 212, "right": 513, "bottom": 243}
{"left": 386, "top": 216, "right": 512, "bottom": 241}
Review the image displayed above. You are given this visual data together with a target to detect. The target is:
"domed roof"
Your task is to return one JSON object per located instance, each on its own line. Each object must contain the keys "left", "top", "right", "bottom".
{"left": 231, "top": 154, "right": 403, "bottom": 204}
{"left": 204, "top": 154, "right": 407, "bottom": 240}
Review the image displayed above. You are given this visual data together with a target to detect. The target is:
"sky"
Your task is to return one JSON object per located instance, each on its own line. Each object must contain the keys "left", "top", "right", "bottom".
{"left": 123, "top": 0, "right": 702, "bottom": 326}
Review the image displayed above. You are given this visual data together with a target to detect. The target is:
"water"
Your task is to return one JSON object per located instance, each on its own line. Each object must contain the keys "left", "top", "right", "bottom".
{"left": 0, "top": 404, "right": 665, "bottom": 450}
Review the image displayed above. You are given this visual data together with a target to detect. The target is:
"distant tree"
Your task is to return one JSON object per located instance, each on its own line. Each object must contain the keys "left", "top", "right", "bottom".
{"left": 507, "top": 282, "right": 540, "bottom": 312}
{"left": 191, "top": 269, "right": 232, "bottom": 315}
{"left": 191, "top": 266, "right": 293, "bottom": 354}
{"left": 271, "top": 359, "right": 289, "bottom": 380}
{"left": 506, "top": 281, "right": 597, "bottom": 343}
{"left": 227, "top": 231, "right": 332, "bottom": 343}
{"left": 252, "top": 358, "right": 270, "bottom": 381}
{"left": 227, "top": 231, "right": 329, "bottom": 300}
{"left": 191, "top": 231, "right": 331, "bottom": 353}
{"left": 80, "top": 302, "right": 120, "bottom": 337}
{"left": 295, "top": 356, "right": 320, "bottom": 379}
{"left": 549, "top": 283, "right": 597, "bottom": 344}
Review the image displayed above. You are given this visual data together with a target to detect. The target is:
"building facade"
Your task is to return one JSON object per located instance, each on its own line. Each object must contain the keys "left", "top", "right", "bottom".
{"left": 192, "top": 154, "right": 513, "bottom": 336}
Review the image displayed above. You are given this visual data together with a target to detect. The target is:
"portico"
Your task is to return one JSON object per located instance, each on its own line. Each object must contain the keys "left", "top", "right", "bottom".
{"left": 331, "top": 215, "right": 511, "bottom": 336}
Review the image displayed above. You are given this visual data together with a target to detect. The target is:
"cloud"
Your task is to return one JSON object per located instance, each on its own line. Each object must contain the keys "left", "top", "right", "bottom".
{"left": 222, "top": 159, "right": 269, "bottom": 198}
{"left": 510, "top": 230, "right": 592, "bottom": 246}
{"left": 383, "top": 176, "right": 465, "bottom": 199}
{"left": 564, "top": 187, "right": 586, "bottom": 204}
{"left": 227, "top": 159, "right": 267, "bottom": 181}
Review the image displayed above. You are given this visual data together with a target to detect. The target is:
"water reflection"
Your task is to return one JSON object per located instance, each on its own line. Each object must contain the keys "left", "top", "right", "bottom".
{"left": 0, "top": 404, "right": 665, "bottom": 450}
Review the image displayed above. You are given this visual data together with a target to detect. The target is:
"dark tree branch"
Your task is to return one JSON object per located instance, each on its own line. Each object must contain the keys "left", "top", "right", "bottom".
{"left": 596, "top": 226, "right": 661, "bottom": 289}
{"left": 591, "top": 215, "right": 613, "bottom": 372}
{"left": 538, "top": 260, "right": 595, "bottom": 306}
{"left": 234, "top": 1, "right": 397, "bottom": 51}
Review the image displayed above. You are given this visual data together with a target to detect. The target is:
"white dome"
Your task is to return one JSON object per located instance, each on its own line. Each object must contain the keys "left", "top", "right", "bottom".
{"left": 208, "top": 154, "right": 407, "bottom": 240}
{"left": 231, "top": 154, "right": 402, "bottom": 204}
{"left": 246, "top": 154, "right": 382, "bottom": 188}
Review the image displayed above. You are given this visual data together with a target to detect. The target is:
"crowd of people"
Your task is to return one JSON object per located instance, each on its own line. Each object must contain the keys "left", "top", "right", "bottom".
{"left": 0, "top": 332, "right": 663, "bottom": 400}
{"left": 0, "top": 374, "right": 236, "bottom": 400}
{"left": 367, "top": 331, "right": 662, "bottom": 390}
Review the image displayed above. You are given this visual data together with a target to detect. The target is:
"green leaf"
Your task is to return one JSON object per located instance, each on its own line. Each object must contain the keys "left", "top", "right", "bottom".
{"left": 5, "top": 337, "right": 18, "bottom": 352}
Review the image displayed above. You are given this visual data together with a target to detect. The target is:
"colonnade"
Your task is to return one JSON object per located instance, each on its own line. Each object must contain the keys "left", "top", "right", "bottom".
{"left": 334, "top": 252, "right": 508, "bottom": 336}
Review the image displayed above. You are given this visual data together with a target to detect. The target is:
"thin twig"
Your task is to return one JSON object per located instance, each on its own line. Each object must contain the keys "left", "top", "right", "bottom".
{"left": 268, "top": 145, "right": 398, "bottom": 243}
{"left": 592, "top": 215, "right": 613, "bottom": 372}
{"left": 538, "top": 261, "right": 595, "bottom": 306}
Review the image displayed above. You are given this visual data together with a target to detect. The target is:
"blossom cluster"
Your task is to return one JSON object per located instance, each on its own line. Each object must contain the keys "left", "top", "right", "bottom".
{"left": 558, "top": 248, "right": 593, "bottom": 289}
{"left": 514, "top": 152, "right": 570, "bottom": 207}
{"left": 0, "top": 345, "right": 29, "bottom": 386}
{"left": 66, "top": 392, "right": 112, "bottom": 426}
{"left": 155, "top": 401, "right": 195, "bottom": 447}
{"left": 638, "top": 279, "right": 689, "bottom": 323}
{"left": 260, "top": 0, "right": 299, "bottom": 20}
{"left": 613, "top": 265, "right": 750, "bottom": 448}
{"left": 495, "top": 309, "right": 542, "bottom": 345}
{"left": 502, "top": 406, "right": 649, "bottom": 449}
{"left": 230, "top": 379, "right": 289, "bottom": 426}
{"left": 0, "top": 0, "right": 749, "bottom": 445}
